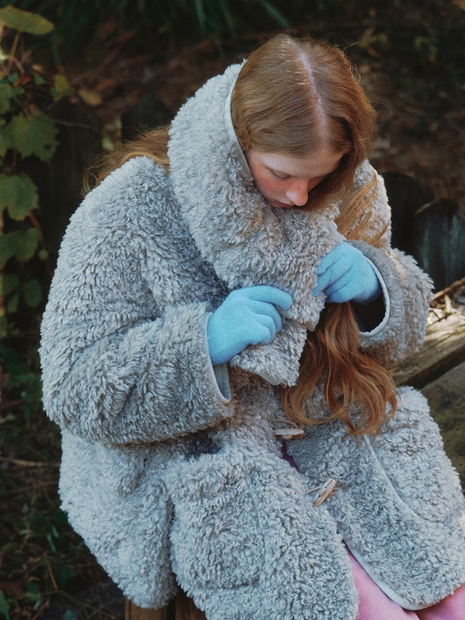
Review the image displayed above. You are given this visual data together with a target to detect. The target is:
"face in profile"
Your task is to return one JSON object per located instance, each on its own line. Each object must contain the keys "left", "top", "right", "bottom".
{"left": 245, "top": 147, "right": 344, "bottom": 209}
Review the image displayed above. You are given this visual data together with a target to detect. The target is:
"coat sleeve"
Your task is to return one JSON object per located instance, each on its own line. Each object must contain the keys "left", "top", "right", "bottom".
{"left": 39, "top": 159, "right": 233, "bottom": 446}
{"left": 340, "top": 161, "right": 434, "bottom": 368}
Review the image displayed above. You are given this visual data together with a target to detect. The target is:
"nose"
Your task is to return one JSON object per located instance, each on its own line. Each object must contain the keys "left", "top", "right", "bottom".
{"left": 285, "top": 179, "right": 310, "bottom": 207}
{"left": 285, "top": 177, "right": 325, "bottom": 205}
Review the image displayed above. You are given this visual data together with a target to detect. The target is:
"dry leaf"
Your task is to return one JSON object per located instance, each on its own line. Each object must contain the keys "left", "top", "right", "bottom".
{"left": 78, "top": 88, "right": 102, "bottom": 106}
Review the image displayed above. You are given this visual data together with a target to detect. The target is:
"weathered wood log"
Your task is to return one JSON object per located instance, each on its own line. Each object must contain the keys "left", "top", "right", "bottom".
{"left": 125, "top": 598, "right": 170, "bottom": 620}
{"left": 125, "top": 590, "right": 206, "bottom": 620}
{"left": 392, "top": 310, "right": 465, "bottom": 388}
{"left": 421, "top": 360, "right": 465, "bottom": 486}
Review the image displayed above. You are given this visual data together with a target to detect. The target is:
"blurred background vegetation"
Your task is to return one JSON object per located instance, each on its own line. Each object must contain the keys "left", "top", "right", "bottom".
{"left": 5, "top": 0, "right": 464, "bottom": 99}
{"left": 0, "top": 1, "right": 464, "bottom": 618}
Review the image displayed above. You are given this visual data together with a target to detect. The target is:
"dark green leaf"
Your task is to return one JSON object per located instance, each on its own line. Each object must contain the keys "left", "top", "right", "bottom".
{"left": 23, "top": 278, "right": 42, "bottom": 308}
{"left": 0, "top": 83, "right": 13, "bottom": 114}
{"left": 194, "top": 0, "right": 206, "bottom": 33}
{"left": 0, "top": 228, "right": 40, "bottom": 266}
{"left": 3, "top": 113, "right": 58, "bottom": 161}
{"left": 0, "top": 121, "right": 12, "bottom": 157}
{"left": 56, "top": 556, "right": 76, "bottom": 589}
{"left": 15, "top": 227, "right": 40, "bottom": 261}
{"left": 0, "top": 316, "right": 7, "bottom": 339}
{"left": 0, "top": 7, "right": 54, "bottom": 35}
{"left": 0, "top": 590, "right": 10, "bottom": 620}
{"left": 52, "top": 74, "right": 71, "bottom": 100}
{"left": 24, "top": 581, "right": 42, "bottom": 605}
{"left": 1, "top": 274, "right": 20, "bottom": 295}
{"left": 7, "top": 291, "right": 19, "bottom": 313}
{"left": 0, "top": 232, "right": 20, "bottom": 266}
{"left": 0, "top": 173, "right": 38, "bottom": 220}
{"left": 0, "top": 413, "right": 15, "bottom": 424}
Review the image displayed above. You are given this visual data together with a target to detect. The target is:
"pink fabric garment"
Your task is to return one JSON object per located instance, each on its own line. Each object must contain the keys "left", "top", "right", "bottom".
{"left": 348, "top": 550, "right": 465, "bottom": 620}
{"left": 278, "top": 446, "right": 465, "bottom": 618}
{"left": 416, "top": 583, "right": 465, "bottom": 620}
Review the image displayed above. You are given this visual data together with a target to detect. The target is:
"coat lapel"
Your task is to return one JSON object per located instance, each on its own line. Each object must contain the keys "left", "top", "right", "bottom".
{"left": 169, "top": 64, "right": 344, "bottom": 384}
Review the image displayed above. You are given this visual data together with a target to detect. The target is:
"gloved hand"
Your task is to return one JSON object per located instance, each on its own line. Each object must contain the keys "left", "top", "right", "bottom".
{"left": 207, "top": 285, "right": 293, "bottom": 365}
{"left": 312, "top": 242, "right": 381, "bottom": 304}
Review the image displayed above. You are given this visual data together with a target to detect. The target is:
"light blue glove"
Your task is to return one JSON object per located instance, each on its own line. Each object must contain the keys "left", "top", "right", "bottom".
{"left": 312, "top": 242, "right": 381, "bottom": 304}
{"left": 207, "top": 285, "right": 293, "bottom": 366}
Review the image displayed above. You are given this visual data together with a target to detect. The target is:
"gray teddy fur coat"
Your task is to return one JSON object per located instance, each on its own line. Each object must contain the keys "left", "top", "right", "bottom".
{"left": 40, "top": 63, "right": 465, "bottom": 619}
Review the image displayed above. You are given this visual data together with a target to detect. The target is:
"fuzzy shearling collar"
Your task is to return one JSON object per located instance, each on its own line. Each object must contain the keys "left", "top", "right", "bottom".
{"left": 168, "top": 64, "right": 344, "bottom": 385}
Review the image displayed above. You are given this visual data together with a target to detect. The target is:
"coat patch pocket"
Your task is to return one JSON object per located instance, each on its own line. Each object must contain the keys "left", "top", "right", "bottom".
{"left": 370, "top": 387, "right": 464, "bottom": 522}
{"left": 167, "top": 448, "right": 264, "bottom": 589}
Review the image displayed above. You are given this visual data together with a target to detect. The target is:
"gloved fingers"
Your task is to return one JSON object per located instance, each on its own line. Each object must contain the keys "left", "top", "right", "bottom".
{"left": 324, "top": 268, "right": 358, "bottom": 299}
{"left": 315, "top": 242, "right": 350, "bottom": 275}
{"left": 326, "top": 287, "right": 354, "bottom": 304}
{"left": 246, "top": 319, "right": 277, "bottom": 346}
{"left": 241, "top": 285, "right": 293, "bottom": 310}
{"left": 325, "top": 263, "right": 381, "bottom": 303}
{"left": 312, "top": 259, "right": 352, "bottom": 297}
{"left": 244, "top": 300, "right": 283, "bottom": 332}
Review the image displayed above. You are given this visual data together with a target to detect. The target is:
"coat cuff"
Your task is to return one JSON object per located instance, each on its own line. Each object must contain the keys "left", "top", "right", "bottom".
{"left": 348, "top": 240, "right": 433, "bottom": 368}
{"left": 212, "top": 363, "right": 231, "bottom": 401}
{"left": 354, "top": 257, "right": 390, "bottom": 337}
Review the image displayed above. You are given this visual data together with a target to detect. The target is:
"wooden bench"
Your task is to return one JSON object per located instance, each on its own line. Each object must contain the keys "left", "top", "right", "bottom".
{"left": 126, "top": 279, "right": 465, "bottom": 620}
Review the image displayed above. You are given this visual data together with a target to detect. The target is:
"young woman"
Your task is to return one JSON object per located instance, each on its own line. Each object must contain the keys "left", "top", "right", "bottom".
{"left": 40, "top": 34, "right": 465, "bottom": 619}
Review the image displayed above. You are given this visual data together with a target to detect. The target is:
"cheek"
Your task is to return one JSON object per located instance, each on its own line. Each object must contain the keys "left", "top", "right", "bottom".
{"left": 307, "top": 177, "right": 325, "bottom": 191}
{"left": 253, "top": 171, "right": 281, "bottom": 199}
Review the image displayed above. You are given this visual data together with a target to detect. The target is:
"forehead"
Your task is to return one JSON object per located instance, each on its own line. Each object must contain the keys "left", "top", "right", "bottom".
{"left": 254, "top": 150, "right": 343, "bottom": 177}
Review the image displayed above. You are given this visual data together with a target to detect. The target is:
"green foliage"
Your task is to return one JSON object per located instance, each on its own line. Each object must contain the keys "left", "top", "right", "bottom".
{"left": 0, "top": 590, "right": 10, "bottom": 620}
{"left": 0, "top": 173, "right": 39, "bottom": 219}
{"left": 3, "top": 113, "right": 58, "bottom": 161}
{"left": 3, "top": 0, "right": 301, "bottom": 56}
{"left": 0, "top": 11, "right": 120, "bottom": 619}
{"left": 0, "top": 7, "right": 65, "bottom": 331}
{"left": 3, "top": 1, "right": 464, "bottom": 113}
{"left": 0, "top": 5, "right": 54, "bottom": 35}
{"left": 0, "top": 228, "right": 40, "bottom": 266}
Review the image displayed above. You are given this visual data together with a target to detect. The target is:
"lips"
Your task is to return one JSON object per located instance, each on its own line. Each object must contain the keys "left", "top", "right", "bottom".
{"left": 272, "top": 200, "right": 294, "bottom": 208}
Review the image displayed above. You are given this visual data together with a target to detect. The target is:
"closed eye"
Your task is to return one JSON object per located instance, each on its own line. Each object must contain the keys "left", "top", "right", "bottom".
{"left": 269, "top": 168, "right": 290, "bottom": 180}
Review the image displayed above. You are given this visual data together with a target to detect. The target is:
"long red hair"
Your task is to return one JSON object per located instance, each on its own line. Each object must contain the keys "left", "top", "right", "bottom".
{"left": 281, "top": 177, "right": 396, "bottom": 435}
{"left": 231, "top": 35, "right": 396, "bottom": 433}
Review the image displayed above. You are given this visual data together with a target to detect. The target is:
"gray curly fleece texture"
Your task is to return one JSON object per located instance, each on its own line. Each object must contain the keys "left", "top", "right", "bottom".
{"left": 40, "top": 62, "right": 465, "bottom": 617}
